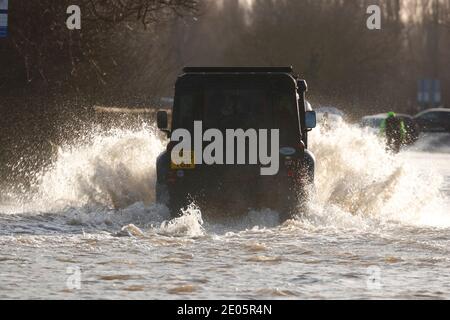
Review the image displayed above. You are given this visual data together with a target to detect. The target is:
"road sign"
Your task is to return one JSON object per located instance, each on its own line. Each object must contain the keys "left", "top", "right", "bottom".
{"left": 0, "top": 0, "right": 8, "bottom": 38}
{"left": 418, "top": 79, "right": 441, "bottom": 108}
{"left": 418, "top": 79, "right": 428, "bottom": 104}
{"left": 431, "top": 79, "right": 441, "bottom": 106}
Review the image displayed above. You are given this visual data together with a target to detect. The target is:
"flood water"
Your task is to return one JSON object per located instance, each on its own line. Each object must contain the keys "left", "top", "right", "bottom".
{"left": 1, "top": 122, "right": 449, "bottom": 299}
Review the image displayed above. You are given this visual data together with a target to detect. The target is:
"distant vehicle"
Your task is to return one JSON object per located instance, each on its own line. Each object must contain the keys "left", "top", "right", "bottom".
{"left": 360, "top": 113, "right": 419, "bottom": 145}
{"left": 156, "top": 67, "right": 317, "bottom": 220}
{"left": 315, "top": 106, "right": 345, "bottom": 119}
{"left": 414, "top": 108, "right": 450, "bottom": 133}
{"left": 360, "top": 113, "right": 386, "bottom": 131}
{"left": 316, "top": 107, "right": 344, "bottom": 129}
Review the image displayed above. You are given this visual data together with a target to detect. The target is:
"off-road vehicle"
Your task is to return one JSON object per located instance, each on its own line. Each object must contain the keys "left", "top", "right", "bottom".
{"left": 156, "top": 67, "right": 316, "bottom": 220}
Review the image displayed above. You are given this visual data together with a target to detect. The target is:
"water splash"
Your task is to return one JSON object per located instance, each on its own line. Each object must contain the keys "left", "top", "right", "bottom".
{"left": 158, "top": 204, "right": 205, "bottom": 238}
{"left": 1, "top": 119, "right": 449, "bottom": 233}
{"left": 305, "top": 121, "right": 449, "bottom": 229}
{"left": 408, "top": 133, "right": 450, "bottom": 153}
{"left": 29, "top": 124, "right": 165, "bottom": 212}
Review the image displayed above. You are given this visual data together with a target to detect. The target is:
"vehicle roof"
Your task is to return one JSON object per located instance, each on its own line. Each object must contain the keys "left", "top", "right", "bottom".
{"left": 182, "top": 66, "right": 294, "bottom": 74}
{"left": 415, "top": 108, "right": 450, "bottom": 117}
{"left": 315, "top": 107, "right": 345, "bottom": 117}
{"left": 362, "top": 113, "right": 412, "bottom": 120}
{"left": 176, "top": 71, "right": 298, "bottom": 90}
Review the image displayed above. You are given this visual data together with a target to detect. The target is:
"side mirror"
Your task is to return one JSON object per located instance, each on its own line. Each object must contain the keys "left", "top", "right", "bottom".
{"left": 297, "top": 79, "right": 308, "bottom": 93}
{"left": 305, "top": 111, "right": 317, "bottom": 129}
{"left": 157, "top": 111, "right": 168, "bottom": 130}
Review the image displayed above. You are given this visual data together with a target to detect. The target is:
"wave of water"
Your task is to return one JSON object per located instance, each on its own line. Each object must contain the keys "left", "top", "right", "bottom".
{"left": 305, "top": 123, "right": 449, "bottom": 229}
{"left": 8, "top": 124, "right": 165, "bottom": 212}
{"left": 1, "top": 121, "right": 449, "bottom": 236}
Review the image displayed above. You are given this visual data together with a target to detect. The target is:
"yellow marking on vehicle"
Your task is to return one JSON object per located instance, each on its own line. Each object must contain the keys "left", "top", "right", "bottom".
{"left": 171, "top": 151, "right": 195, "bottom": 169}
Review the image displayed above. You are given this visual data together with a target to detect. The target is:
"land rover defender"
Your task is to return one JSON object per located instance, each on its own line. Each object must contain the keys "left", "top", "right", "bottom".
{"left": 156, "top": 67, "right": 316, "bottom": 220}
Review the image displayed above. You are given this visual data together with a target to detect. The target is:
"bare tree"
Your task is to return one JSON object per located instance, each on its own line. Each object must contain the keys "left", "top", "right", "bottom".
{"left": 1, "top": 0, "right": 199, "bottom": 93}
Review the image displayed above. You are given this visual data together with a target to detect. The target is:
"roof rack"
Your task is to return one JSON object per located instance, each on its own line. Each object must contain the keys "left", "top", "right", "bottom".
{"left": 182, "top": 66, "right": 294, "bottom": 74}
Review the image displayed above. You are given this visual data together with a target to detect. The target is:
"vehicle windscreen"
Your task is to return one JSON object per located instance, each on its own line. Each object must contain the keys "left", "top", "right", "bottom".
{"left": 361, "top": 118, "right": 384, "bottom": 128}
{"left": 173, "top": 79, "right": 300, "bottom": 144}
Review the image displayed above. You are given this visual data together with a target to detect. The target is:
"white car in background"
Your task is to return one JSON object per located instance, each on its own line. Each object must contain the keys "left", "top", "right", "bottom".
{"left": 315, "top": 106, "right": 345, "bottom": 127}
{"left": 360, "top": 114, "right": 387, "bottom": 134}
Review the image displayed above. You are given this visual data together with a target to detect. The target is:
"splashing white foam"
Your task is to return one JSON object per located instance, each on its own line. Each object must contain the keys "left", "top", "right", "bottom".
{"left": 30, "top": 124, "right": 165, "bottom": 212}
{"left": 408, "top": 133, "right": 450, "bottom": 153}
{"left": 1, "top": 119, "right": 449, "bottom": 232}
{"left": 158, "top": 204, "right": 205, "bottom": 238}
{"left": 305, "top": 121, "right": 449, "bottom": 228}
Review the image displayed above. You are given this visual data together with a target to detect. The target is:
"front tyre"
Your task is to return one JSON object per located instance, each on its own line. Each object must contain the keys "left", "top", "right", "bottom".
{"left": 156, "top": 183, "right": 170, "bottom": 206}
{"left": 156, "top": 183, "right": 186, "bottom": 218}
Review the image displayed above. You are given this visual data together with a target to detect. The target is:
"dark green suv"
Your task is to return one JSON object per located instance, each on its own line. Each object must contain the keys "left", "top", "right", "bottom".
{"left": 156, "top": 67, "right": 316, "bottom": 221}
